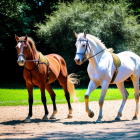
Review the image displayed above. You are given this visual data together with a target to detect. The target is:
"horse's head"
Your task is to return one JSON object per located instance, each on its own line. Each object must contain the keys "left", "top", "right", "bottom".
{"left": 15, "top": 34, "right": 28, "bottom": 66}
{"left": 74, "top": 31, "right": 91, "bottom": 65}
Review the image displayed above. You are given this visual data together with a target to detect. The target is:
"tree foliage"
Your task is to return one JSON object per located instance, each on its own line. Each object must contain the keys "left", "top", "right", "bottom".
{"left": 36, "top": 0, "right": 140, "bottom": 84}
{"left": 0, "top": 0, "right": 30, "bottom": 49}
{"left": 0, "top": 0, "right": 139, "bottom": 85}
{"left": 0, "top": 0, "right": 59, "bottom": 51}
{"left": 129, "top": 0, "right": 140, "bottom": 18}
{"left": 0, "top": 0, "right": 59, "bottom": 84}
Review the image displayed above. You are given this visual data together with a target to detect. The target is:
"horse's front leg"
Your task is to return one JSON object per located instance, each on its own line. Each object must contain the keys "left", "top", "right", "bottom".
{"left": 24, "top": 83, "right": 33, "bottom": 122}
{"left": 96, "top": 80, "right": 109, "bottom": 123}
{"left": 40, "top": 85, "right": 49, "bottom": 120}
{"left": 85, "top": 80, "right": 98, "bottom": 118}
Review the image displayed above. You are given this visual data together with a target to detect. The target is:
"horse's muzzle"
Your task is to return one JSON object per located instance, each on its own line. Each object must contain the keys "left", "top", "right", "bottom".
{"left": 17, "top": 56, "right": 25, "bottom": 66}
{"left": 74, "top": 58, "right": 82, "bottom": 65}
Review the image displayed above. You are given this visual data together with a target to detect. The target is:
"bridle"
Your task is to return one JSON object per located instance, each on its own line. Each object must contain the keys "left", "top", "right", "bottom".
{"left": 17, "top": 40, "right": 40, "bottom": 62}
{"left": 17, "top": 40, "right": 29, "bottom": 60}
{"left": 76, "top": 39, "right": 106, "bottom": 63}
{"left": 76, "top": 39, "right": 89, "bottom": 55}
{"left": 16, "top": 40, "right": 50, "bottom": 84}
{"left": 76, "top": 39, "right": 90, "bottom": 62}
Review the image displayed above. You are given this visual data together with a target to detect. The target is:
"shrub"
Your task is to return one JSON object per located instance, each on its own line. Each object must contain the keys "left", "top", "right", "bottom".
{"left": 36, "top": 0, "right": 140, "bottom": 85}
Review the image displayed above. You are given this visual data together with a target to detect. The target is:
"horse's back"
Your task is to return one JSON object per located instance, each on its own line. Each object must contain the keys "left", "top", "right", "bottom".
{"left": 119, "top": 51, "right": 140, "bottom": 74}
{"left": 45, "top": 54, "right": 68, "bottom": 78}
{"left": 113, "top": 51, "right": 140, "bottom": 83}
{"left": 117, "top": 51, "right": 140, "bottom": 69}
{"left": 118, "top": 51, "right": 140, "bottom": 61}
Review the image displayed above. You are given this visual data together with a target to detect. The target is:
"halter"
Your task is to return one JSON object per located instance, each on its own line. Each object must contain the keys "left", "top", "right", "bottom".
{"left": 76, "top": 39, "right": 106, "bottom": 63}
{"left": 17, "top": 40, "right": 40, "bottom": 62}
{"left": 17, "top": 40, "right": 28, "bottom": 59}
{"left": 76, "top": 39, "right": 89, "bottom": 56}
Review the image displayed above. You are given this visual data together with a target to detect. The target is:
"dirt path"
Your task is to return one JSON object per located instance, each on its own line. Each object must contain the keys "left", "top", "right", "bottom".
{"left": 0, "top": 99, "right": 140, "bottom": 139}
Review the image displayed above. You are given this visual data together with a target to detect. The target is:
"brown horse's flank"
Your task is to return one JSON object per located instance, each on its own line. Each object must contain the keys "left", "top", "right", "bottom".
{"left": 15, "top": 35, "right": 78, "bottom": 121}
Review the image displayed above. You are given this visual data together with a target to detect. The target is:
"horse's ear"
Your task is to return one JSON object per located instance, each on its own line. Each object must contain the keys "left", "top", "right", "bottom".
{"left": 15, "top": 34, "right": 19, "bottom": 41}
{"left": 83, "top": 30, "right": 86, "bottom": 38}
{"left": 74, "top": 32, "right": 78, "bottom": 38}
{"left": 24, "top": 34, "right": 28, "bottom": 41}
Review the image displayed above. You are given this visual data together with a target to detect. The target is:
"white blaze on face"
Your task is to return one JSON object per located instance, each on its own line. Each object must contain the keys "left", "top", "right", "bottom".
{"left": 17, "top": 42, "right": 25, "bottom": 66}
{"left": 17, "top": 42, "right": 24, "bottom": 53}
{"left": 17, "top": 42, "right": 22, "bottom": 49}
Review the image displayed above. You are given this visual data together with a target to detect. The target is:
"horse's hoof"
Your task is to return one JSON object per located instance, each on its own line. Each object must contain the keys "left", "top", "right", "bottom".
{"left": 96, "top": 119, "right": 102, "bottom": 123}
{"left": 132, "top": 116, "right": 138, "bottom": 120}
{"left": 42, "top": 115, "right": 48, "bottom": 120}
{"left": 50, "top": 115, "right": 56, "bottom": 119}
{"left": 88, "top": 111, "right": 94, "bottom": 118}
{"left": 24, "top": 116, "right": 31, "bottom": 122}
{"left": 24, "top": 119, "right": 31, "bottom": 122}
{"left": 115, "top": 117, "right": 120, "bottom": 121}
{"left": 67, "top": 114, "right": 73, "bottom": 119}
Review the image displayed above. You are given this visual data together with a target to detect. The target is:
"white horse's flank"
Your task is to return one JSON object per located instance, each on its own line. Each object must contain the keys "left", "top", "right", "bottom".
{"left": 74, "top": 31, "right": 140, "bottom": 123}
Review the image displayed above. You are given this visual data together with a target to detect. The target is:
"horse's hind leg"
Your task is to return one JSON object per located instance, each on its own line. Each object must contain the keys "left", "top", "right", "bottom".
{"left": 58, "top": 75, "right": 72, "bottom": 118}
{"left": 40, "top": 85, "right": 49, "bottom": 120}
{"left": 63, "top": 82, "right": 73, "bottom": 118}
{"left": 115, "top": 82, "right": 129, "bottom": 120}
{"left": 131, "top": 78, "right": 139, "bottom": 120}
{"left": 45, "top": 84, "right": 57, "bottom": 119}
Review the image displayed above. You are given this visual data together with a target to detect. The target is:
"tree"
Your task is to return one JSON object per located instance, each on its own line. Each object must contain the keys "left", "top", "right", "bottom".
{"left": 129, "top": 0, "right": 140, "bottom": 16}
{"left": 0, "top": 0, "right": 30, "bottom": 46}
{"left": 0, "top": 0, "right": 30, "bottom": 84}
{"left": 36, "top": 0, "right": 140, "bottom": 85}
{"left": 0, "top": 0, "right": 139, "bottom": 86}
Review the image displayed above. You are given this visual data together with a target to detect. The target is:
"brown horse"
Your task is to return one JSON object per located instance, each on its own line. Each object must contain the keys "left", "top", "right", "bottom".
{"left": 15, "top": 34, "right": 79, "bottom": 122}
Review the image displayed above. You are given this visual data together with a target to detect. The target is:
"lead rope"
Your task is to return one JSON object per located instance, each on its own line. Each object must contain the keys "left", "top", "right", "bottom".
{"left": 82, "top": 48, "right": 106, "bottom": 63}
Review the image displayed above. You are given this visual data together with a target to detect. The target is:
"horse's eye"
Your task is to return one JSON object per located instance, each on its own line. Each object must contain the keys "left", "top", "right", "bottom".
{"left": 83, "top": 45, "right": 85, "bottom": 47}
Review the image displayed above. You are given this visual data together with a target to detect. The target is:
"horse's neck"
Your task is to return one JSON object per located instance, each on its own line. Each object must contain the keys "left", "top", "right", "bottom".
{"left": 89, "top": 38, "right": 104, "bottom": 59}
{"left": 87, "top": 38, "right": 105, "bottom": 70}
{"left": 87, "top": 50, "right": 100, "bottom": 73}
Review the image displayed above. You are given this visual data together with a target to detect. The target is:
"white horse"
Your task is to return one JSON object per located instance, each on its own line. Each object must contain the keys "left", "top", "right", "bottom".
{"left": 74, "top": 31, "right": 140, "bottom": 123}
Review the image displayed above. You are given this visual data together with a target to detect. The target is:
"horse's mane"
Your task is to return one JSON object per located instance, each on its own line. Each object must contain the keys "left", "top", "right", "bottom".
{"left": 19, "top": 36, "right": 37, "bottom": 56}
{"left": 86, "top": 34, "right": 114, "bottom": 52}
{"left": 87, "top": 34, "right": 106, "bottom": 49}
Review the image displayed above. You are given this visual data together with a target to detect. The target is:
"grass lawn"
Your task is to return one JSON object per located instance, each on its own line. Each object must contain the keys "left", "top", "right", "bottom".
{"left": 0, "top": 87, "right": 135, "bottom": 106}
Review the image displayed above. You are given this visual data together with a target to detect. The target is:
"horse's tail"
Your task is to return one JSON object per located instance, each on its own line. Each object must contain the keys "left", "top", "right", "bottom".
{"left": 67, "top": 73, "right": 79, "bottom": 103}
